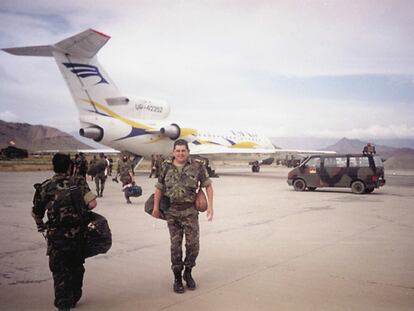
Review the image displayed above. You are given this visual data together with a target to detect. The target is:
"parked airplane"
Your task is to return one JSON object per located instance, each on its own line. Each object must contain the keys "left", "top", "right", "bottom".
{"left": 2, "top": 29, "right": 334, "bottom": 172}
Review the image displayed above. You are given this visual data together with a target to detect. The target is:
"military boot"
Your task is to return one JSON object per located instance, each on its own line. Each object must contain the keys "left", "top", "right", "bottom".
{"left": 183, "top": 268, "right": 196, "bottom": 290}
{"left": 173, "top": 271, "right": 185, "bottom": 294}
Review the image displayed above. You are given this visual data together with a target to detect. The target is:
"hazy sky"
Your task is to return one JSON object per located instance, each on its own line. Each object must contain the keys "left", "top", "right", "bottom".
{"left": 0, "top": 0, "right": 413, "bottom": 139}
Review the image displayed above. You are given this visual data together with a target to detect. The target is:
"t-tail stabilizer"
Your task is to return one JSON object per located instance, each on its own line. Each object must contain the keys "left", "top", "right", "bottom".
{"left": 2, "top": 29, "right": 122, "bottom": 142}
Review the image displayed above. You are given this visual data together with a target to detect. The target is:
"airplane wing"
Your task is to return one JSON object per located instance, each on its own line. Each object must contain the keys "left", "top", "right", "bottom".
{"left": 188, "top": 143, "right": 334, "bottom": 163}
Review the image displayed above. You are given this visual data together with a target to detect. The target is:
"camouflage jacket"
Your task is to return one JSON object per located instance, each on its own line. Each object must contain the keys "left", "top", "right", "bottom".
{"left": 32, "top": 174, "right": 96, "bottom": 242}
{"left": 156, "top": 157, "right": 212, "bottom": 204}
{"left": 117, "top": 159, "right": 131, "bottom": 175}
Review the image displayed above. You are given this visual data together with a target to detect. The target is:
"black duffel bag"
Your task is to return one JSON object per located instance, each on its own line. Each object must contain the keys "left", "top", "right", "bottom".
{"left": 125, "top": 184, "right": 142, "bottom": 197}
{"left": 84, "top": 211, "right": 112, "bottom": 258}
{"left": 144, "top": 194, "right": 170, "bottom": 220}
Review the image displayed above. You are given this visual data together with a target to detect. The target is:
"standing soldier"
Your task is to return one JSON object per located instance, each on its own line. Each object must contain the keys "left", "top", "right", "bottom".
{"left": 95, "top": 153, "right": 108, "bottom": 197}
{"left": 155, "top": 154, "right": 164, "bottom": 178}
{"left": 31, "top": 153, "right": 97, "bottom": 311}
{"left": 152, "top": 139, "right": 214, "bottom": 293}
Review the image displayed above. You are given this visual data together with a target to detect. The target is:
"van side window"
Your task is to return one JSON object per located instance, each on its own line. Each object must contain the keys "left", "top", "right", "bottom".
{"left": 324, "top": 157, "right": 347, "bottom": 167}
{"left": 306, "top": 157, "right": 320, "bottom": 168}
{"left": 349, "top": 157, "right": 370, "bottom": 167}
{"left": 374, "top": 156, "right": 384, "bottom": 167}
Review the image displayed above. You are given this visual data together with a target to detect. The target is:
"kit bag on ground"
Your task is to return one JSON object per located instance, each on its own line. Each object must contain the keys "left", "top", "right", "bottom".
{"left": 144, "top": 194, "right": 170, "bottom": 220}
{"left": 125, "top": 185, "right": 142, "bottom": 197}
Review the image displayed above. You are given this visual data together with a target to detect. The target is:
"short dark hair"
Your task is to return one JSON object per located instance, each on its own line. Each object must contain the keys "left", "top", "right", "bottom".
{"left": 173, "top": 139, "right": 189, "bottom": 150}
{"left": 52, "top": 153, "right": 71, "bottom": 173}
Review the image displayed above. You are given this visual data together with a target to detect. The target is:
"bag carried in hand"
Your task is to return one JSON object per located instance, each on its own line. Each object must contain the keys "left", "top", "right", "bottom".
{"left": 195, "top": 188, "right": 208, "bottom": 212}
{"left": 125, "top": 185, "right": 142, "bottom": 197}
{"left": 83, "top": 211, "right": 112, "bottom": 258}
{"left": 144, "top": 194, "right": 170, "bottom": 220}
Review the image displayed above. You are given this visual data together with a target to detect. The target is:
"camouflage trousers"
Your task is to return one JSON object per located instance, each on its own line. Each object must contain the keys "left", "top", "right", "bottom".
{"left": 95, "top": 174, "right": 107, "bottom": 194}
{"left": 48, "top": 247, "right": 85, "bottom": 309}
{"left": 165, "top": 206, "right": 199, "bottom": 273}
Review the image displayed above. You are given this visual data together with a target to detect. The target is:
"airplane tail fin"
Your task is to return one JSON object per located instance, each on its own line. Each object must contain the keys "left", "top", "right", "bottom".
{"left": 2, "top": 29, "right": 121, "bottom": 121}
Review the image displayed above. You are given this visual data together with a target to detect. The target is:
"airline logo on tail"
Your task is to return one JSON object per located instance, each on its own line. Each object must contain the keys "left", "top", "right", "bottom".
{"left": 63, "top": 62, "right": 108, "bottom": 84}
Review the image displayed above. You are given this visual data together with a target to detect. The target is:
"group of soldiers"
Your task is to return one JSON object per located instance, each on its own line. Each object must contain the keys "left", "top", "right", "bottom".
{"left": 32, "top": 142, "right": 214, "bottom": 310}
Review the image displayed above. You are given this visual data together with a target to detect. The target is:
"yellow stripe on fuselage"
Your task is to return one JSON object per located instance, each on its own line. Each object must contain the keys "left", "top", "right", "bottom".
{"left": 83, "top": 99, "right": 153, "bottom": 130}
{"left": 228, "top": 142, "right": 258, "bottom": 149}
{"left": 83, "top": 99, "right": 199, "bottom": 142}
{"left": 180, "top": 128, "right": 198, "bottom": 137}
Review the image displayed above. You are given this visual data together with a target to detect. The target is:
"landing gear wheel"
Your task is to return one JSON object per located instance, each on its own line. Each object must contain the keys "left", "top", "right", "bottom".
{"left": 307, "top": 187, "right": 317, "bottom": 191}
{"left": 293, "top": 179, "right": 306, "bottom": 191}
{"left": 351, "top": 181, "right": 366, "bottom": 194}
{"left": 252, "top": 164, "right": 260, "bottom": 173}
{"left": 365, "top": 187, "right": 374, "bottom": 193}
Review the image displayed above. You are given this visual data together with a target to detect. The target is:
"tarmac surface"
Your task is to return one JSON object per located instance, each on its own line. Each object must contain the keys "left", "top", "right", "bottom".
{"left": 1, "top": 167, "right": 413, "bottom": 311}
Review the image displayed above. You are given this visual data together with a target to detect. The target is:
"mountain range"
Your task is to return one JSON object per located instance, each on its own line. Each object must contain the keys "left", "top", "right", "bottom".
{"left": 0, "top": 120, "right": 92, "bottom": 151}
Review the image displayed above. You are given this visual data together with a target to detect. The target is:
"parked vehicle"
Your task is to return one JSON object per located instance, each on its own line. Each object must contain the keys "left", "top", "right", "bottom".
{"left": 287, "top": 154, "right": 385, "bottom": 194}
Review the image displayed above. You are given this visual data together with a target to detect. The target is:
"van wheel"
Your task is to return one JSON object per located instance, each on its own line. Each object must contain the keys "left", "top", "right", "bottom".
{"left": 308, "top": 187, "right": 317, "bottom": 191}
{"left": 365, "top": 187, "right": 374, "bottom": 193}
{"left": 351, "top": 181, "right": 365, "bottom": 194}
{"left": 293, "top": 179, "right": 306, "bottom": 191}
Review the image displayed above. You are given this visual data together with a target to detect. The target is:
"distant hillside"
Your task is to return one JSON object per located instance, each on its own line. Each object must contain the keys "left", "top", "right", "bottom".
{"left": 383, "top": 149, "right": 414, "bottom": 170}
{"left": 323, "top": 137, "right": 397, "bottom": 156}
{"left": 271, "top": 136, "right": 414, "bottom": 150}
{"left": 323, "top": 137, "right": 414, "bottom": 170}
{"left": 0, "top": 120, "right": 93, "bottom": 151}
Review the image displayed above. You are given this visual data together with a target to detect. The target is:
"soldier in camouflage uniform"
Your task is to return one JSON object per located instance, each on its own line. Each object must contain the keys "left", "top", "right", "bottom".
{"left": 94, "top": 153, "right": 108, "bottom": 197}
{"left": 116, "top": 155, "right": 132, "bottom": 183}
{"left": 32, "top": 153, "right": 97, "bottom": 311}
{"left": 152, "top": 139, "right": 214, "bottom": 293}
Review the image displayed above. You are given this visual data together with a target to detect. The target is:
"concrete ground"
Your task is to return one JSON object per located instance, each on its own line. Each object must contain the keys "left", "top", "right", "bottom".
{"left": 1, "top": 167, "right": 413, "bottom": 311}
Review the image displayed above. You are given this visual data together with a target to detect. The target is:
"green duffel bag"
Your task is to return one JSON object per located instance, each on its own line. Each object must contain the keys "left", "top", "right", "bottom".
{"left": 144, "top": 194, "right": 170, "bottom": 220}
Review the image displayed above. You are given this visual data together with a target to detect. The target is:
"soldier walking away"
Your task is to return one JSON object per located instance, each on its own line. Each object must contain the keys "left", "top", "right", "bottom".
{"left": 116, "top": 155, "right": 132, "bottom": 184}
{"left": 149, "top": 154, "right": 156, "bottom": 178}
{"left": 152, "top": 139, "right": 214, "bottom": 294}
{"left": 89, "top": 155, "right": 97, "bottom": 180}
{"left": 95, "top": 153, "right": 108, "bottom": 197}
{"left": 107, "top": 156, "right": 113, "bottom": 176}
{"left": 76, "top": 152, "right": 88, "bottom": 178}
{"left": 31, "top": 153, "right": 97, "bottom": 311}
